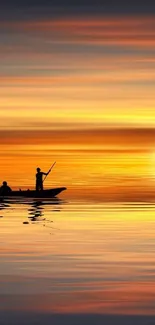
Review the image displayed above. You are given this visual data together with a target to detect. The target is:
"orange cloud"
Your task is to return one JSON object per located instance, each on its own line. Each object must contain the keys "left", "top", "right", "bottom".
{"left": 0, "top": 129, "right": 154, "bottom": 147}
{"left": 1, "top": 15, "right": 155, "bottom": 47}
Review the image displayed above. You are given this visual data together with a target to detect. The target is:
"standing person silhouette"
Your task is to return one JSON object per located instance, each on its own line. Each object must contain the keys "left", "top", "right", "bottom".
{"left": 36, "top": 168, "right": 48, "bottom": 191}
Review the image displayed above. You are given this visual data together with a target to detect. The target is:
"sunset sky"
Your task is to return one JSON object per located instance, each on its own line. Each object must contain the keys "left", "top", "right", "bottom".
{"left": 1, "top": 1, "right": 155, "bottom": 134}
{"left": 0, "top": 1, "right": 155, "bottom": 192}
{"left": 2, "top": 4, "right": 155, "bottom": 325}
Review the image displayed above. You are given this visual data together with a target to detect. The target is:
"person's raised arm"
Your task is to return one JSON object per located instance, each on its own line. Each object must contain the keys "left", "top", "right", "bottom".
{"left": 43, "top": 172, "right": 48, "bottom": 176}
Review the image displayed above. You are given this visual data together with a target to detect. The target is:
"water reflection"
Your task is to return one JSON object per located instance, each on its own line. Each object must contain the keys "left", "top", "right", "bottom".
{"left": 0, "top": 197, "right": 65, "bottom": 225}
{"left": 27, "top": 199, "right": 62, "bottom": 224}
{"left": 28, "top": 201, "right": 45, "bottom": 221}
{"left": 1, "top": 199, "right": 155, "bottom": 319}
{"left": 0, "top": 198, "right": 11, "bottom": 216}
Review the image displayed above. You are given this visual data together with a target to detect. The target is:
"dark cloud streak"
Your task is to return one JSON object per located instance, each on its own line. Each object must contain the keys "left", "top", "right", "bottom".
{"left": 0, "top": 1, "right": 155, "bottom": 20}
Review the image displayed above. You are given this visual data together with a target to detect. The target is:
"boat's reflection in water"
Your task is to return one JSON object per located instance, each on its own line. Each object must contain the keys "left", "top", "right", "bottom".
{"left": 0, "top": 197, "right": 66, "bottom": 225}
{"left": 0, "top": 200, "right": 10, "bottom": 210}
{"left": 0, "top": 199, "right": 11, "bottom": 217}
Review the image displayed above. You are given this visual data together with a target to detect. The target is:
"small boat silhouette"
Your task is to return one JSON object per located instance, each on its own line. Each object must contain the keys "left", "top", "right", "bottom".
{"left": 0, "top": 187, "right": 66, "bottom": 198}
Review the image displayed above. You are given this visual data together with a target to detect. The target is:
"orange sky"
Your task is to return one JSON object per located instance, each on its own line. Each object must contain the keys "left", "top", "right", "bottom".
{"left": 0, "top": 14, "right": 155, "bottom": 136}
{"left": 1, "top": 13, "right": 155, "bottom": 193}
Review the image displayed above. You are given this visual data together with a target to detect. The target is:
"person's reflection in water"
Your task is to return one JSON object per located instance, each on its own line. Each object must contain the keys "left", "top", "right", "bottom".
{"left": 28, "top": 198, "right": 63, "bottom": 223}
{"left": 28, "top": 201, "right": 44, "bottom": 222}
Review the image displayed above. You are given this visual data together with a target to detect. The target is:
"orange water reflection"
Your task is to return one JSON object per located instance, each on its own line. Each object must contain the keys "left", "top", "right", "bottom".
{"left": 0, "top": 199, "right": 155, "bottom": 315}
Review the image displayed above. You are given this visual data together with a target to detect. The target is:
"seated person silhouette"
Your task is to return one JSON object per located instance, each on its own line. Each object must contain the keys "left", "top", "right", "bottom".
{"left": 0, "top": 181, "right": 12, "bottom": 195}
{"left": 36, "top": 167, "right": 48, "bottom": 191}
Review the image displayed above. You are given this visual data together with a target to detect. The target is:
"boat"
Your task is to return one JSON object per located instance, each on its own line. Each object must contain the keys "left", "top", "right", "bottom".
{"left": 0, "top": 187, "right": 67, "bottom": 198}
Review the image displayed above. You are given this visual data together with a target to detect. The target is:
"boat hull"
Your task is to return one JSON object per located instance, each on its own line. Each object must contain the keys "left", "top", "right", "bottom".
{"left": 0, "top": 187, "right": 66, "bottom": 198}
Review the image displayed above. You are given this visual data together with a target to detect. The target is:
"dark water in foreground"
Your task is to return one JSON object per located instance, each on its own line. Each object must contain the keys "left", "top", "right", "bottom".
{"left": 0, "top": 198, "right": 155, "bottom": 324}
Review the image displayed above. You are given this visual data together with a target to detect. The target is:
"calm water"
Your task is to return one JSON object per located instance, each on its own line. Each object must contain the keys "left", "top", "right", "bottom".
{"left": 1, "top": 197, "right": 155, "bottom": 324}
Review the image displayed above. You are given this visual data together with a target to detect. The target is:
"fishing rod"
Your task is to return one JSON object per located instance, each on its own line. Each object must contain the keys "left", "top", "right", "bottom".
{"left": 43, "top": 161, "right": 56, "bottom": 183}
